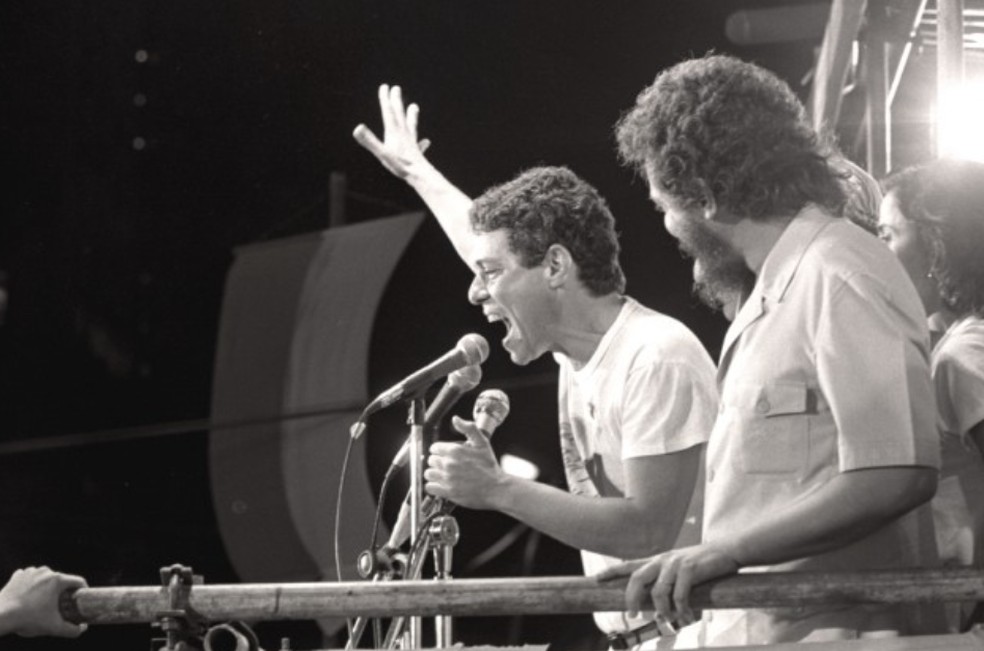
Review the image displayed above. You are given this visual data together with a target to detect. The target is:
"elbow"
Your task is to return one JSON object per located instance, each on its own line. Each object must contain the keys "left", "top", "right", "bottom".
{"left": 907, "top": 467, "right": 938, "bottom": 508}
{"left": 887, "top": 466, "right": 937, "bottom": 517}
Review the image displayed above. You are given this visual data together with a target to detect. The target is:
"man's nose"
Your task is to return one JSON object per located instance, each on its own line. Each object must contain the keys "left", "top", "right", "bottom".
{"left": 467, "top": 275, "right": 488, "bottom": 305}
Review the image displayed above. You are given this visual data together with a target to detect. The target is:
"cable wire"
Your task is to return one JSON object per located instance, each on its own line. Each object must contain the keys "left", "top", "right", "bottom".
{"left": 333, "top": 432, "right": 357, "bottom": 642}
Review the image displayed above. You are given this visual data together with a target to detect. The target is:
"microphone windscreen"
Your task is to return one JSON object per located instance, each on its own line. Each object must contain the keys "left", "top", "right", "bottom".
{"left": 473, "top": 389, "right": 510, "bottom": 437}
{"left": 457, "top": 333, "right": 490, "bottom": 366}
{"left": 448, "top": 364, "right": 482, "bottom": 391}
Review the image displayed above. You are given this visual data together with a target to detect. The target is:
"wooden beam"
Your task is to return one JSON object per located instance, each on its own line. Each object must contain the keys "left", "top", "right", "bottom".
{"left": 61, "top": 568, "right": 984, "bottom": 625}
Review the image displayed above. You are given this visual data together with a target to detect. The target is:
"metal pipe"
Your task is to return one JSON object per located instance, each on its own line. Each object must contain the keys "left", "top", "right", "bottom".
{"left": 889, "top": 0, "right": 929, "bottom": 107}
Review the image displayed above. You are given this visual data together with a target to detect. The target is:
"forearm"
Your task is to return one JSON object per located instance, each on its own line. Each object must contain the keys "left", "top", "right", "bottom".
{"left": 492, "top": 476, "right": 684, "bottom": 559}
{"left": 721, "top": 467, "right": 937, "bottom": 567}
{"left": 402, "top": 161, "right": 476, "bottom": 265}
{"left": 353, "top": 85, "right": 478, "bottom": 265}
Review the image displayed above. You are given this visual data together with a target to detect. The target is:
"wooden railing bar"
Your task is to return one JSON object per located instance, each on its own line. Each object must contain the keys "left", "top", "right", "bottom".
{"left": 61, "top": 568, "right": 984, "bottom": 625}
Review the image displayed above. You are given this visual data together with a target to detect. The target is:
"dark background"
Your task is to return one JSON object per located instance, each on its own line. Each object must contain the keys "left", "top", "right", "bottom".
{"left": 0, "top": 1, "right": 936, "bottom": 648}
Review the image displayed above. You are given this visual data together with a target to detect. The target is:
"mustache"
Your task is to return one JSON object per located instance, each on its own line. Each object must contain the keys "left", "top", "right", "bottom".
{"left": 674, "top": 215, "right": 731, "bottom": 262}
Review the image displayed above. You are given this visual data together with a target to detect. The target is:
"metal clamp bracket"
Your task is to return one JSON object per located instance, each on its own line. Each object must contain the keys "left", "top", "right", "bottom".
{"left": 153, "top": 563, "right": 206, "bottom": 650}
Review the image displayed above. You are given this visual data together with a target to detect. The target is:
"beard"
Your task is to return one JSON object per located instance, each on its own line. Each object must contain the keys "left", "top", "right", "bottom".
{"left": 674, "top": 216, "right": 756, "bottom": 314}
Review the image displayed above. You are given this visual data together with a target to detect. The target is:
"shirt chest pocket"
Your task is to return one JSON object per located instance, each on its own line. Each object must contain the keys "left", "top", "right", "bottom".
{"left": 730, "top": 382, "right": 812, "bottom": 476}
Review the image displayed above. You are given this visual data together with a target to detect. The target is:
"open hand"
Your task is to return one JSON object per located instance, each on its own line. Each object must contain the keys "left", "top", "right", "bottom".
{"left": 353, "top": 84, "right": 432, "bottom": 179}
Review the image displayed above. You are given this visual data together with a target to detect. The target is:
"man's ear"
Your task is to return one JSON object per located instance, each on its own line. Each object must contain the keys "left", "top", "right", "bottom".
{"left": 702, "top": 195, "right": 719, "bottom": 221}
{"left": 697, "top": 181, "right": 718, "bottom": 221}
{"left": 544, "top": 244, "right": 574, "bottom": 288}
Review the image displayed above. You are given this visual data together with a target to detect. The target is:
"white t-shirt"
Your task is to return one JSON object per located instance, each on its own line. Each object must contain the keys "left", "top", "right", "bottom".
{"left": 555, "top": 296, "right": 718, "bottom": 634}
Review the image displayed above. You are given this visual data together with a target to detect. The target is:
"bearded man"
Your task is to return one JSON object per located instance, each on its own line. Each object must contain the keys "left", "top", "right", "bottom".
{"left": 602, "top": 54, "right": 944, "bottom": 646}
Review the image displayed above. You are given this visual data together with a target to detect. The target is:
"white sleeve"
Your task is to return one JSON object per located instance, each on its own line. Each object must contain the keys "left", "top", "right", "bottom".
{"left": 620, "top": 359, "right": 717, "bottom": 459}
{"left": 935, "top": 333, "right": 984, "bottom": 438}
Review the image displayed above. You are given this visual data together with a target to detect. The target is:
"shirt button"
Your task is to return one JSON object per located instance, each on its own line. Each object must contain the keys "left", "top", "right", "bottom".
{"left": 755, "top": 398, "right": 771, "bottom": 414}
{"left": 708, "top": 469, "right": 715, "bottom": 482}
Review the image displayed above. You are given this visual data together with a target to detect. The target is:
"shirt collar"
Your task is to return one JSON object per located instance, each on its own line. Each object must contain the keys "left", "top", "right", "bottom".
{"left": 756, "top": 205, "right": 837, "bottom": 304}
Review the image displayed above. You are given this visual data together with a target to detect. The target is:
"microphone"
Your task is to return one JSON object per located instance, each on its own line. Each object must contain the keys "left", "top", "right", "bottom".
{"left": 473, "top": 388, "right": 510, "bottom": 437}
{"left": 385, "top": 389, "right": 511, "bottom": 551}
{"left": 426, "top": 365, "right": 484, "bottom": 430}
{"left": 388, "top": 364, "right": 482, "bottom": 470}
{"left": 350, "top": 333, "right": 489, "bottom": 439}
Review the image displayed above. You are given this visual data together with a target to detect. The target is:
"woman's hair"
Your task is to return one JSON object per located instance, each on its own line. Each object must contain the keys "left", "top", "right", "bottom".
{"left": 882, "top": 158, "right": 984, "bottom": 316}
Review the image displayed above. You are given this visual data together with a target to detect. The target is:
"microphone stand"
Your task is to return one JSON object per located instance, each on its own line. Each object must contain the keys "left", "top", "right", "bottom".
{"left": 348, "top": 397, "right": 463, "bottom": 650}
{"left": 380, "top": 500, "right": 459, "bottom": 650}
{"left": 405, "top": 397, "right": 425, "bottom": 650}
{"left": 345, "top": 397, "right": 426, "bottom": 651}
{"left": 386, "top": 398, "right": 462, "bottom": 649}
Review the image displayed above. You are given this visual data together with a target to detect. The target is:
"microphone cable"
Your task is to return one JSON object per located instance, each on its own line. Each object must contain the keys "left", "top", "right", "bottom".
{"left": 359, "top": 433, "right": 427, "bottom": 649}
{"left": 333, "top": 432, "right": 357, "bottom": 642}
{"left": 365, "top": 462, "right": 398, "bottom": 651}
{"left": 367, "top": 462, "right": 399, "bottom": 570}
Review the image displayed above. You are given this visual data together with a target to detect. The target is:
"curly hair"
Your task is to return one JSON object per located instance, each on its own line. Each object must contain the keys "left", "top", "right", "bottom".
{"left": 838, "top": 158, "right": 882, "bottom": 235}
{"left": 616, "top": 54, "right": 845, "bottom": 220}
{"left": 881, "top": 159, "right": 984, "bottom": 316}
{"left": 469, "top": 166, "right": 626, "bottom": 296}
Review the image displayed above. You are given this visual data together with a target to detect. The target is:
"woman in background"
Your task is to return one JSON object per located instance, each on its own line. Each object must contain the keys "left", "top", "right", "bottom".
{"left": 880, "top": 158, "right": 984, "bottom": 631}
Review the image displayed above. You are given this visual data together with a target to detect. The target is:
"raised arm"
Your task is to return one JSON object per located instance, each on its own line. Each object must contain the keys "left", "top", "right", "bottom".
{"left": 353, "top": 84, "right": 477, "bottom": 264}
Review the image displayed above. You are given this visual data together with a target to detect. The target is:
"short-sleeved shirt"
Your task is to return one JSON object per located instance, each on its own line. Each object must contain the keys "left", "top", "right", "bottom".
{"left": 702, "top": 207, "right": 942, "bottom": 645}
{"left": 934, "top": 315, "right": 984, "bottom": 440}
{"left": 930, "top": 315, "right": 984, "bottom": 629}
{"left": 555, "top": 296, "right": 718, "bottom": 634}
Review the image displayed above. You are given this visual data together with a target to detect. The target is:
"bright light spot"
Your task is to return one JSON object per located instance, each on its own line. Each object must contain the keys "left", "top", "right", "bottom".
{"left": 132, "top": 137, "right": 146, "bottom": 151}
{"left": 938, "top": 79, "right": 984, "bottom": 162}
{"left": 134, "top": 49, "right": 149, "bottom": 64}
{"left": 500, "top": 453, "right": 539, "bottom": 481}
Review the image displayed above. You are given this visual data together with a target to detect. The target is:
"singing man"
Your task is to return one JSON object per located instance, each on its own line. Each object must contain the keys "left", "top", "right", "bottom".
{"left": 354, "top": 85, "right": 718, "bottom": 641}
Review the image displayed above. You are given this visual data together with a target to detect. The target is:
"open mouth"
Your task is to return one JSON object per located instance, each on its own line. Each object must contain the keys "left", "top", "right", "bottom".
{"left": 487, "top": 313, "right": 514, "bottom": 341}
